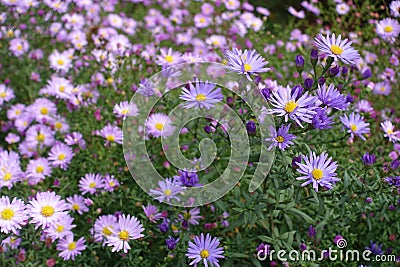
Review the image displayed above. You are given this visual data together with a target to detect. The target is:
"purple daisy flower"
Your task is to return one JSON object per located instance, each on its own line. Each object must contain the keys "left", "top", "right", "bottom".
{"left": 179, "top": 80, "right": 223, "bottom": 110}
{"left": 225, "top": 48, "right": 270, "bottom": 80}
{"left": 149, "top": 178, "right": 184, "bottom": 204}
{"left": 166, "top": 236, "right": 180, "bottom": 250}
{"left": 296, "top": 152, "right": 340, "bottom": 192}
{"left": 372, "top": 81, "right": 391, "bottom": 96}
{"left": 66, "top": 195, "right": 89, "bottom": 215}
{"left": 186, "top": 233, "right": 225, "bottom": 267}
{"left": 95, "top": 124, "right": 123, "bottom": 145}
{"left": 381, "top": 121, "right": 400, "bottom": 143}
{"left": 56, "top": 235, "right": 86, "bottom": 261}
{"left": 48, "top": 142, "right": 74, "bottom": 170}
{"left": 0, "top": 196, "right": 28, "bottom": 235}
{"left": 173, "top": 169, "right": 200, "bottom": 187}
{"left": 340, "top": 112, "right": 370, "bottom": 141}
{"left": 314, "top": 33, "right": 360, "bottom": 64}
{"left": 78, "top": 173, "right": 104, "bottom": 195}
{"left": 312, "top": 107, "right": 333, "bottom": 130}
{"left": 317, "top": 83, "right": 348, "bottom": 110}
{"left": 266, "top": 124, "right": 297, "bottom": 151}
{"left": 376, "top": 18, "right": 400, "bottom": 43}
{"left": 179, "top": 207, "right": 202, "bottom": 226}
{"left": 146, "top": 113, "right": 175, "bottom": 138}
{"left": 142, "top": 204, "right": 163, "bottom": 223}
{"left": 93, "top": 215, "right": 118, "bottom": 244}
{"left": 267, "top": 85, "right": 317, "bottom": 128}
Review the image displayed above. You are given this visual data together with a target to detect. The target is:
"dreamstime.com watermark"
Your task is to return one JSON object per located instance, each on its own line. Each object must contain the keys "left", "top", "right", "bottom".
{"left": 257, "top": 238, "right": 397, "bottom": 263}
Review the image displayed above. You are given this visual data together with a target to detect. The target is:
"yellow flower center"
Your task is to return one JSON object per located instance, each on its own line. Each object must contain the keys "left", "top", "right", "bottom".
{"left": 36, "top": 166, "right": 44, "bottom": 173}
{"left": 102, "top": 226, "right": 113, "bottom": 236}
{"left": 1, "top": 208, "right": 14, "bottom": 220}
{"left": 0, "top": 92, "right": 6, "bottom": 98}
{"left": 311, "top": 169, "right": 323, "bottom": 180}
{"left": 72, "top": 204, "right": 80, "bottom": 210}
{"left": 40, "top": 107, "right": 48, "bottom": 115}
{"left": 350, "top": 124, "right": 357, "bottom": 132}
{"left": 68, "top": 242, "right": 76, "bottom": 250}
{"left": 244, "top": 63, "right": 252, "bottom": 72}
{"left": 57, "top": 59, "right": 64, "bottom": 65}
{"left": 164, "top": 189, "right": 172, "bottom": 196}
{"left": 17, "top": 44, "right": 22, "bottom": 51}
{"left": 109, "top": 181, "right": 115, "bottom": 187}
{"left": 199, "top": 18, "right": 205, "bottom": 23}
{"left": 380, "top": 87, "right": 385, "bottom": 92}
{"left": 56, "top": 224, "right": 65, "bottom": 233}
{"left": 89, "top": 182, "right": 96, "bottom": 188}
{"left": 106, "top": 78, "right": 114, "bottom": 84}
{"left": 15, "top": 110, "right": 21, "bottom": 115}
{"left": 200, "top": 249, "right": 210, "bottom": 258}
{"left": 41, "top": 205, "right": 55, "bottom": 217}
{"left": 118, "top": 230, "right": 129, "bottom": 241}
{"left": 106, "top": 135, "right": 115, "bottom": 142}
{"left": 330, "top": 45, "right": 343, "bottom": 55}
{"left": 58, "top": 154, "right": 66, "bottom": 160}
{"left": 4, "top": 172, "right": 12, "bottom": 181}
{"left": 284, "top": 101, "right": 298, "bottom": 113}
{"left": 55, "top": 122, "right": 62, "bottom": 129}
{"left": 59, "top": 85, "right": 65, "bottom": 92}
{"left": 155, "top": 123, "right": 164, "bottom": 131}
{"left": 36, "top": 133, "right": 45, "bottom": 142}
{"left": 384, "top": 26, "right": 393, "bottom": 33}
{"left": 121, "top": 109, "right": 128, "bottom": 115}
{"left": 165, "top": 55, "right": 174, "bottom": 63}
{"left": 213, "top": 40, "right": 219, "bottom": 46}
{"left": 275, "top": 136, "right": 284, "bottom": 143}
{"left": 183, "top": 212, "right": 192, "bottom": 220}
{"left": 195, "top": 93, "right": 207, "bottom": 102}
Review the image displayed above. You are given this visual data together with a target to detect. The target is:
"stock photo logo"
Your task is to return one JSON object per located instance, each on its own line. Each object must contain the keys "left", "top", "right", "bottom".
{"left": 123, "top": 62, "right": 276, "bottom": 207}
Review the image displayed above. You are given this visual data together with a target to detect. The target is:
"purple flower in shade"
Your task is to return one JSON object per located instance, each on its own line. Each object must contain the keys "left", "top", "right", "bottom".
{"left": 329, "top": 65, "right": 340, "bottom": 76}
{"left": 333, "top": 235, "right": 343, "bottom": 245}
{"left": 95, "top": 124, "right": 123, "bottom": 145}
{"left": 314, "top": 33, "right": 360, "bottom": 64}
{"left": 346, "top": 93, "right": 354, "bottom": 103}
{"left": 66, "top": 195, "right": 89, "bottom": 215}
{"left": 312, "top": 107, "right": 333, "bottom": 130}
{"left": 78, "top": 173, "right": 104, "bottom": 195}
{"left": 266, "top": 124, "right": 297, "bottom": 151}
{"left": 0, "top": 196, "right": 28, "bottom": 235}
{"left": 372, "top": 81, "right": 391, "bottom": 96}
{"left": 340, "top": 112, "right": 370, "bottom": 141}
{"left": 142, "top": 204, "right": 162, "bottom": 223}
{"left": 179, "top": 80, "right": 223, "bottom": 110}
{"left": 366, "top": 197, "right": 373, "bottom": 203}
{"left": 225, "top": 48, "right": 270, "bottom": 80}
{"left": 292, "top": 156, "right": 302, "bottom": 169}
{"left": 384, "top": 176, "right": 400, "bottom": 187}
{"left": 317, "top": 84, "right": 348, "bottom": 110}
{"left": 158, "top": 219, "right": 169, "bottom": 233}
{"left": 299, "top": 243, "right": 307, "bottom": 251}
{"left": 307, "top": 225, "right": 316, "bottom": 238}
{"left": 149, "top": 178, "right": 184, "bottom": 204}
{"left": 310, "top": 49, "right": 318, "bottom": 62}
{"left": 137, "top": 79, "right": 155, "bottom": 96}
{"left": 366, "top": 241, "right": 383, "bottom": 255}
{"left": 179, "top": 207, "right": 202, "bottom": 226}
{"left": 166, "top": 236, "right": 179, "bottom": 250}
{"left": 380, "top": 121, "right": 400, "bottom": 143}
{"left": 362, "top": 69, "right": 372, "bottom": 79}
{"left": 106, "top": 214, "right": 145, "bottom": 253}
{"left": 246, "top": 121, "right": 257, "bottom": 134}
{"left": 145, "top": 113, "right": 175, "bottom": 138}
{"left": 186, "top": 233, "right": 225, "bottom": 267}
{"left": 48, "top": 142, "right": 74, "bottom": 170}
{"left": 267, "top": 85, "right": 317, "bottom": 128}
{"left": 56, "top": 235, "right": 86, "bottom": 261}
{"left": 362, "top": 152, "right": 376, "bottom": 166}
{"left": 391, "top": 160, "right": 399, "bottom": 170}
{"left": 257, "top": 243, "right": 271, "bottom": 257}
{"left": 296, "top": 152, "right": 340, "bottom": 192}
{"left": 174, "top": 170, "right": 200, "bottom": 187}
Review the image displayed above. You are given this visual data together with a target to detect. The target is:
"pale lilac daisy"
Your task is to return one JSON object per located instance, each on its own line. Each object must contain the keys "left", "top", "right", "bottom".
{"left": 390, "top": 0, "right": 400, "bottom": 17}
{"left": 142, "top": 204, "right": 163, "bottom": 223}
{"left": 179, "top": 80, "right": 224, "bottom": 110}
{"left": 0, "top": 84, "right": 15, "bottom": 105}
{"left": 381, "top": 121, "right": 400, "bottom": 143}
{"left": 317, "top": 83, "right": 348, "bottom": 110}
{"left": 113, "top": 101, "right": 138, "bottom": 119}
{"left": 5, "top": 133, "right": 20, "bottom": 144}
{"left": 48, "top": 142, "right": 74, "bottom": 170}
{"left": 106, "top": 214, "right": 145, "bottom": 253}
{"left": 336, "top": 3, "right": 350, "bottom": 15}
{"left": 45, "top": 214, "right": 76, "bottom": 240}
{"left": 296, "top": 152, "right": 340, "bottom": 192}
{"left": 355, "top": 100, "right": 373, "bottom": 113}
{"left": 372, "top": 81, "right": 391, "bottom": 96}
{"left": 103, "top": 174, "right": 119, "bottom": 192}
{"left": 96, "top": 124, "right": 123, "bottom": 145}
{"left": 78, "top": 173, "right": 104, "bottom": 195}
{"left": 267, "top": 85, "right": 317, "bottom": 128}
{"left": 9, "top": 38, "right": 29, "bottom": 57}
{"left": 179, "top": 207, "right": 202, "bottom": 226}
{"left": 49, "top": 50, "right": 72, "bottom": 72}
{"left": 26, "top": 157, "right": 52, "bottom": 185}
{"left": 66, "top": 195, "right": 89, "bottom": 215}
{"left": 149, "top": 178, "right": 183, "bottom": 204}
{"left": 93, "top": 215, "right": 118, "bottom": 243}
{"left": 28, "top": 191, "right": 69, "bottom": 229}
{"left": 225, "top": 48, "right": 270, "bottom": 80}
{"left": 314, "top": 33, "right": 360, "bottom": 64}
{"left": 288, "top": 6, "right": 305, "bottom": 19}
{"left": 340, "top": 112, "right": 370, "bottom": 141}
{"left": 0, "top": 196, "right": 28, "bottom": 234}
{"left": 376, "top": 18, "right": 400, "bottom": 43}
{"left": 57, "top": 235, "right": 86, "bottom": 261}
{"left": 186, "top": 233, "right": 225, "bottom": 267}
{"left": 146, "top": 113, "right": 175, "bottom": 138}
